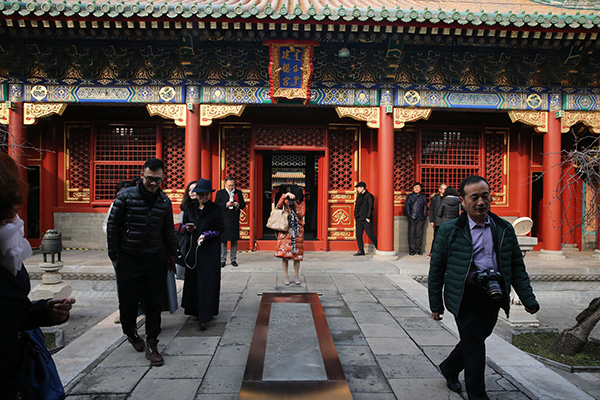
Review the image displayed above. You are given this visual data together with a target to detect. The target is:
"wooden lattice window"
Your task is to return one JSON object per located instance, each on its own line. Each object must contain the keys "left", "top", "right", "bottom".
{"left": 394, "top": 128, "right": 416, "bottom": 193}
{"left": 223, "top": 125, "right": 252, "bottom": 190}
{"left": 163, "top": 126, "right": 186, "bottom": 191}
{"left": 484, "top": 129, "right": 507, "bottom": 194}
{"left": 65, "top": 125, "right": 91, "bottom": 202}
{"left": 419, "top": 129, "right": 482, "bottom": 196}
{"left": 93, "top": 125, "right": 157, "bottom": 201}
{"left": 255, "top": 126, "right": 326, "bottom": 148}
{"left": 329, "top": 126, "right": 355, "bottom": 190}
{"left": 67, "top": 125, "right": 91, "bottom": 190}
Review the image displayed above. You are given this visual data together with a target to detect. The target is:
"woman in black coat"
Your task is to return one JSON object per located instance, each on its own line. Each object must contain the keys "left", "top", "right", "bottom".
{"left": 0, "top": 152, "right": 75, "bottom": 399}
{"left": 181, "top": 179, "right": 224, "bottom": 330}
{"left": 437, "top": 186, "right": 462, "bottom": 226}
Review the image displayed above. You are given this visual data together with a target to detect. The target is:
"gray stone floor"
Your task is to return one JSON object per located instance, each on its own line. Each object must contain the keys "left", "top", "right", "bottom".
{"left": 26, "top": 249, "right": 600, "bottom": 400}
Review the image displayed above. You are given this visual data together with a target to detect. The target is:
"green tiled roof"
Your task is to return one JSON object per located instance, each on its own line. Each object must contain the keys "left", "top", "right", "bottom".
{"left": 1, "top": 1, "right": 599, "bottom": 30}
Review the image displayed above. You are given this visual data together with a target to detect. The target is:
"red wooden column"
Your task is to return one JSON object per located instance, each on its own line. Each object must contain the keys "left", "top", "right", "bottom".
{"left": 201, "top": 126, "right": 211, "bottom": 179}
{"left": 375, "top": 106, "right": 397, "bottom": 260}
{"left": 7, "top": 85, "right": 28, "bottom": 225}
{"left": 41, "top": 122, "right": 58, "bottom": 232}
{"left": 561, "top": 162, "right": 577, "bottom": 248}
{"left": 185, "top": 103, "right": 201, "bottom": 183}
{"left": 514, "top": 127, "right": 531, "bottom": 217}
{"left": 539, "top": 111, "right": 565, "bottom": 260}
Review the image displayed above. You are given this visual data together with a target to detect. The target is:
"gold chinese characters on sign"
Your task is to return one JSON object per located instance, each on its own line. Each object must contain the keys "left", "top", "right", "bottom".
{"left": 265, "top": 40, "right": 318, "bottom": 104}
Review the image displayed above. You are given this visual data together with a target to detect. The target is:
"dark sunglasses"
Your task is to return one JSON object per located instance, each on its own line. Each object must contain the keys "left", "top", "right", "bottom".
{"left": 143, "top": 175, "right": 163, "bottom": 184}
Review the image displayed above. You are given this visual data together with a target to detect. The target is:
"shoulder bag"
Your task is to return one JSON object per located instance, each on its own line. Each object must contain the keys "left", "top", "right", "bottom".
{"left": 266, "top": 205, "right": 289, "bottom": 231}
{"left": 25, "top": 327, "right": 66, "bottom": 400}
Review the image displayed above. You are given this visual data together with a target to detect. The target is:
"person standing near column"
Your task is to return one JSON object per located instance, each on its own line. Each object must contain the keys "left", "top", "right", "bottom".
{"left": 214, "top": 177, "right": 246, "bottom": 268}
{"left": 107, "top": 158, "right": 178, "bottom": 367}
{"left": 404, "top": 182, "right": 428, "bottom": 255}
{"left": 354, "top": 182, "right": 378, "bottom": 256}
{"left": 428, "top": 175, "right": 539, "bottom": 400}
{"left": 428, "top": 183, "right": 447, "bottom": 258}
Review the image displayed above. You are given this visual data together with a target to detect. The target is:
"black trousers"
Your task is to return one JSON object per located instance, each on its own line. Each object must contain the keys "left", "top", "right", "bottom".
{"left": 356, "top": 219, "right": 378, "bottom": 251}
{"left": 407, "top": 218, "right": 426, "bottom": 253}
{"left": 116, "top": 254, "right": 167, "bottom": 340}
{"left": 429, "top": 225, "right": 440, "bottom": 254}
{"left": 440, "top": 286, "right": 500, "bottom": 400}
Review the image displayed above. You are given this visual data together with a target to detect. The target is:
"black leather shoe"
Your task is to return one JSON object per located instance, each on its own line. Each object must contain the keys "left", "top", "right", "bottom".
{"left": 127, "top": 332, "right": 145, "bottom": 352}
{"left": 353, "top": 251, "right": 365, "bottom": 256}
{"left": 199, "top": 322, "right": 207, "bottom": 331}
{"left": 231, "top": 261, "right": 238, "bottom": 267}
{"left": 417, "top": 251, "right": 423, "bottom": 255}
{"left": 220, "top": 262, "right": 225, "bottom": 268}
{"left": 439, "top": 365, "right": 461, "bottom": 393}
{"left": 409, "top": 251, "right": 415, "bottom": 255}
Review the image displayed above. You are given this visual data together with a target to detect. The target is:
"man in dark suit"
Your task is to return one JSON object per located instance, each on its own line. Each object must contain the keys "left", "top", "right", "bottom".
{"left": 354, "top": 181, "right": 378, "bottom": 256}
{"left": 214, "top": 177, "right": 246, "bottom": 268}
{"left": 428, "top": 183, "right": 447, "bottom": 257}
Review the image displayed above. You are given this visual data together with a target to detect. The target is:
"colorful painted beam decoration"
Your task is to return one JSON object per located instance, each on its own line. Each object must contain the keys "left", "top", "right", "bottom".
{"left": 265, "top": 41, "right": 318, "bottom": 104}
{"left": 23, "top": 85, "right": 184, "bottom": 103}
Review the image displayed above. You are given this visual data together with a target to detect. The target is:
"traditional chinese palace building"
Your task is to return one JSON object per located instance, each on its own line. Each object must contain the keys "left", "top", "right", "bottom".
{"left": 2, "top": 0, "right": 600, "bottom": 258}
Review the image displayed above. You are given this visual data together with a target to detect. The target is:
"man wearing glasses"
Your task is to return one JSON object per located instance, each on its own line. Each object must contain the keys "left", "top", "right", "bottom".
{"left": 107, "top": 158, "right": 178, "bottom": 367}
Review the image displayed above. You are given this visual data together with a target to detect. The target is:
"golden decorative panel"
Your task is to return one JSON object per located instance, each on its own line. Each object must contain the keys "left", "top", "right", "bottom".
{"left": 147, "top": 104, "right": 186, "bottom": 126}
{"left": 200, "top": 104, "right": 246, "bottom": 126}
{"left": 23, "top": 103, "right": 67, "bottom": 125}
{"left": 508, "top": 111, "right": 548, "bottom": 133}
{"left": 0, "top": 103, "right": 8, "bottom": 124}
{"left": 393, "top": 108, "right": 432, "bottom": 129}
{"left": 560, "top": 111, "right": 600, "bottom": 134}
{"left": 335, "top": 107, "right": 380, "bottom": 128}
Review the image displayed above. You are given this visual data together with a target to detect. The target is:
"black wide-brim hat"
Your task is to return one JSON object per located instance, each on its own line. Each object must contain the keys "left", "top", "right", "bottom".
{"left": 192, "top": 178, "right": 215, "bottom": 193}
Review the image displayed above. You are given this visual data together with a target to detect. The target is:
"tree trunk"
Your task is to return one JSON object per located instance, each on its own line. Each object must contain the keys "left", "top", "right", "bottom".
{"left": 551, "top": 297, "right": 600, "bottom": 356}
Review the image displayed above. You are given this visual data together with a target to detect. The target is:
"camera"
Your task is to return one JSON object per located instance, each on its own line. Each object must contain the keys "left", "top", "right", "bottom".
{"left": 475, "top": 269, "right": 503, "bottom": 303}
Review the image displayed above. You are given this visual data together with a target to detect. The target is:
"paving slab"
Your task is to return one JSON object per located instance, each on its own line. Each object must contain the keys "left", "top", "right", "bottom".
{"left": 129, "top": 377, "right": 201, "bottom": 400}
{"left": 47, "top": 250, "right": 599, "bottom": 400}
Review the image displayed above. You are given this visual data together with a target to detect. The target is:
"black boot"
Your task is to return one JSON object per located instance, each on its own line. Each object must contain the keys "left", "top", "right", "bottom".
{"left": 145, "top": 338, "right": 164, "bottom": 366}
{"left": 127, "top": 331, "right": 145, "bottom": 352}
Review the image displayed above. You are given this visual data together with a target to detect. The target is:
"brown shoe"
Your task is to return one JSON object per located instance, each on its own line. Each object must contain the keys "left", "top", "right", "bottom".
{"left": 145, "top": 338, "right": 164, "bottom": 366}
{"left": 127, "top": 332, "right": 145, "bottom": 352}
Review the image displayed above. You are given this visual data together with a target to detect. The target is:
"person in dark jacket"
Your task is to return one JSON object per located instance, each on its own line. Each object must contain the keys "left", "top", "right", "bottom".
{"left": 428, "top": 175, "right": 539, "bottom": 400}
{"left": 404, "top": 182, "right": 428, "bottom": 255}
{"left": 107, "top": 158, "right": 178, "bottom": 367}
{"left": 0, "top": 152, "right": 75, "bottom": 400}
{"left": 354, "top": 181, "right": 378, "bottom": 256}
{"left": 214, "top": 177, "right": 246, "bottom": 268}
{"left": 428, "top": 183, "right": 447, "bottom": 257}
{"left": 437, "top": 186, "right": 462, "bottom": 226}
{"left": 181, "top": 179, "right": 224, "bottom": 330}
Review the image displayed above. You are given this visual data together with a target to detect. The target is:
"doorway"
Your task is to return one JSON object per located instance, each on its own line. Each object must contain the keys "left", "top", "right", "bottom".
{"left": 259, "top": 150, "right": 320, "bottom": 240}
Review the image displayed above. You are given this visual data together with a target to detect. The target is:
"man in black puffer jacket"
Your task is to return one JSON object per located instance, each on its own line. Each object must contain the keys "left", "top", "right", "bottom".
{"left": 107, "top": 158, "right": 178, "bottom": 367}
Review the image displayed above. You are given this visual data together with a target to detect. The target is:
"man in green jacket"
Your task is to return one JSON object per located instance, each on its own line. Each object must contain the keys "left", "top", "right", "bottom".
{"left": 428, "top": 175, "right": 539, "bottom": 400}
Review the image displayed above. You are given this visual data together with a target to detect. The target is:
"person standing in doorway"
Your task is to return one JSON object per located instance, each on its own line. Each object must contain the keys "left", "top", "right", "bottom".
{"left": 214, "top": 177, "right": 246, "bottom": 268}
{"left": 354, "top": 182, "right": 378, "bottom": 256}
{"left": 404, "top": 182, "right": 428, "bottom": 255}
{"left": 428, "top": 175, "right": 539, "bottom": 400}
{"left": 107, "top": 158, "right": 178, "bottom": 367}
{"left": 428, "top": 183, "right": 446, "bottom": 258}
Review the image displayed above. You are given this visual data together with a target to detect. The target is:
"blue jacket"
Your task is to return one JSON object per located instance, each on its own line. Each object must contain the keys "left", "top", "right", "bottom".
{"left": 428, "top": 211, "right": 539, "bottom": 317}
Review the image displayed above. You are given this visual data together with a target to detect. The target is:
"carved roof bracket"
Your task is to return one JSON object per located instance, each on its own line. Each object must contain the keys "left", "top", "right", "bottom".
{"left": 200, "top": 104, "right": 246, "bottom": 127}
{"left": 560, "top": 111, "right": 600, "bottom": 134}
{"left": 23, "top": 103, "right": 67, "bottom": 125}
{"left": 335, "top": 107, "right": 380, "bottom": 129}
{"left": 394, "top": 108, "right": 432, "bottom": 129}
{"left": 147, "top": 104, "right": 186, "bottom": 126}
{"left": 508, "top": 111, "right": 548, "bottom": 133}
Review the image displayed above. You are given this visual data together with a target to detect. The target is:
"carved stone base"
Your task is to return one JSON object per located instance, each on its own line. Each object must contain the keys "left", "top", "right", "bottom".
{"left": 537, "top": 249, "right": 566, "bottom": 260}
{"left": 592, "top": 249, "right": 600, "bottom": 259}
{"left": 500, "top": 308, "right": 540, "bottom": 328}
{"left": 373, "top": 250, "right": 398, "bottom": 261}
{"left": 561, "top": 243, "right": 579, "bottom": 253}
{"left": 30, "top": 282, "right": 72, "bottom": 301}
